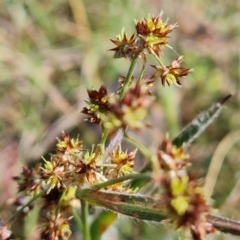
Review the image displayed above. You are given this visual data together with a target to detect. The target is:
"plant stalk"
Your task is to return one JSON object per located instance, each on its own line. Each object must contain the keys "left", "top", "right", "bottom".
{"left": 81, "top": 200, "right": 91, "bottom": 240}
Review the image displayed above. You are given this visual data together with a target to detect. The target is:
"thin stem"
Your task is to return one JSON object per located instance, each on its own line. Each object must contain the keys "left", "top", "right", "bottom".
{"left": 124, "top": 133, "right": 152, "bottom": 159}
{"left": 150, "top": 48, "right": 165, "bottom": 68}
{"left": 72, "top": 209, "right": 83, "bottom": 233}
{"left": 100, "top": 128, "right": 110, "bottom": 147}
{"left": 92, "top": 172, "right": 151, "bottom": 190}
{"left": 81, "top": 200, "right": 91, "bottom": 240}
{"left": 137, "top": 56, "right": 146, "bottom": 84}
{"left": 96, "top": 163, "right": 117, "bottom": 168}
{"left": 207, "top": 214, "right": 240, "bottom": 236}
{"left": 54, "top": 189, "right": 66, "bottom": 217}
{"left": 7, "top": 190, "right": 46, "bottom": 223}
{"left": 100, "top": 53, "right": 140, "bottom": 157}
{"left": 119, "top": 54, "right": 139, "bottom": 99}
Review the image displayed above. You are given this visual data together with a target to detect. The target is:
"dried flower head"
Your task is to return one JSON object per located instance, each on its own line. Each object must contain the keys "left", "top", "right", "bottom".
{"left": 82, "top": 86, "right": 109, "bottom": 124}
{"left": 13, "top": 165, "right": 41, "bottom": 195}
{"left": 40, "top": 133, "right": 104, "bottom": 195}
{"left": 56, "top": 132, "right": 82, "bottom": 154}
{"left": 40, "top": 214, "right": 72, "bottom": 240}
{"left": 108, "top": 147, "right": 136, "bottom": 178}
{"left": 151, "top": 56, "right": 193, "bottom": 86}
{"left": 41, "top": 159, "right": 66, "bottom": 193}
{"left": 110, "top": 31, "right": 139, "bottom": 59}
{"left": 102, "top": 82, "right": 153, "bottom": 131}
{"left": 164, "top": 173, "right": 212, "bottom": 239}
{"left": 135, "top": 13, "right": 177, "bottom": 56}
{"left": 154, "top": 138, "right": 212, "bottom": 239}
{"left": 157, "top": 137, "right": 190, "bottom": 171}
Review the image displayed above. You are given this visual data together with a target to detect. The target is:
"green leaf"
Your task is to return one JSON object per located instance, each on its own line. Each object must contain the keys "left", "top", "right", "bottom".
{"left": 76, "top": 189, "right": 166, "bottom": 222}
{"left": 172, "top": 94, "right": 232, "bottom": 147}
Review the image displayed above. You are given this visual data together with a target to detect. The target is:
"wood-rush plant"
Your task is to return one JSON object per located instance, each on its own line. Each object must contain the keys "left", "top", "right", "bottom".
{"left": 3, "top": 12, "right": 240, "bottom": 240}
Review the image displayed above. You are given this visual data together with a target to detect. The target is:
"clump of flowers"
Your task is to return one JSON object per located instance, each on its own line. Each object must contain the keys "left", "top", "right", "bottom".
{"left": 135, "top": 13, "right": 177, "bottom": 56}
{"left": 110, "top": 32, "right": 138, "bottom": 59}
{"left": 154, "top": 137, "right": 214, "bottom": 239}
{"left": 81, "top": 86, "right": 110, "bottom": 124}
{"left": 10, "top": 130, "right": 136, "bottom": 238}
{"left": 151, "top": 56, "right": 193, "bottom": 86}
{"left": 6, "top": 12, "right": 234, "bottom": 240}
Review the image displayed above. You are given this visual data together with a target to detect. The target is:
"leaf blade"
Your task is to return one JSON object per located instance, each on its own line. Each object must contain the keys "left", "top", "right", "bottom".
{"left": 76, "top": 189, "right": 166, "bottom": 222}
{"left": 172, "top": 94, "right": 232, "bottom": 147}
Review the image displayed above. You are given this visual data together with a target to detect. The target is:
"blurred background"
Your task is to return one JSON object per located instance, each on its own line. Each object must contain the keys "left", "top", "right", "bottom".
{"left": 0, "top": 0, "right": 239, "bottom": 239}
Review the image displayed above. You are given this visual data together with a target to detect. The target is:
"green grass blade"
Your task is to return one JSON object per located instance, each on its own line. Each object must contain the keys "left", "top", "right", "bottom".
{"left": 172, "top": 94, "right": 232, "bottom": 147}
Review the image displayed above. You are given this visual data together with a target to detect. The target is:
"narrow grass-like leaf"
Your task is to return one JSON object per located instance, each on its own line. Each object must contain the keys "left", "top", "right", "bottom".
{"left": 76, "top": 189, "right": 166, "bottom": 222}
{"left": 76, "top": 189, "right": 240, "bottom": 237}
{"left": 172, "top": 94, "right": 232, "bottom": 147}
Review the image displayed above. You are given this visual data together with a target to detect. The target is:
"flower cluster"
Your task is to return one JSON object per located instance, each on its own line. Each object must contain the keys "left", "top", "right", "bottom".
{"left": 81, "top": 86, "right": 110, "bottom": 124}
{"left": 82, "top": 75, "right": 154, "bottom": 131}
{"left": 107, "top": 146, "right": 136, "bottom": 178}
{"left": 110, "top": 12, "right": 177, "bottom": 59}
{"left": 151, "top": 56, "right": 193, "bottom": 87}
{"left": 102, "top": 81, "right": 153, "bottom": 131}
{"left": 8, "top": 11, "right": 221, "bottom": 240}
{"left": 154, "top": 137, "right": 214, "bottom": 239}
{"left": 135, "top": 13, "right": 177, "bottom": 56}
{"left": 82, "top": 13, "right": 191, "bottom": 132}
{"left": 110, "top": 32, "right": 138, "bottom": 59}
{"left": 13, "top": 165, "right": 41, "bottom": 195}
{"left": 40, "top": 214, "right": 72, "bottom": 240}
{"left": 12, "top": 131, "right": 136, "bottom": 238}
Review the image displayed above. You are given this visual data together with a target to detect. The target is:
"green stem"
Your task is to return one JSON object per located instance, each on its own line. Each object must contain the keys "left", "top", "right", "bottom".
{"left": 81, "top": 200, "right": 91, "bottom": 240}
{"left": 137, "top": 56, "right": 146, "bottom": 84}
{"left": 150, "top": 48, "right": 165, "bottom": 68}
{"left": 124, "top": 133, "right": 152, "bottom": 159}
{"left": 119, "top": 54, "right": 139, "bottom": 99}
{"left": 7, "top": 190, "right": 46, "bottom": 223}
{"left": 100, "top": 128, "right": 110, "bottom": 147}
{"left": 92, "top": 173, "right": 151, "bottom": 190}
{"left": 100, "top": 53, "right": 140, "bottom": 154}
{"left": 72, "top": 209, "right": 83, "bottom": 233}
